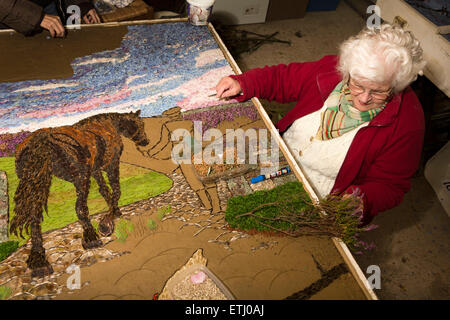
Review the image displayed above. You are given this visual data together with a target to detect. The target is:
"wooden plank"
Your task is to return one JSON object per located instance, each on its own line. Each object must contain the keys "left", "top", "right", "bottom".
{"left": 208, "top": 22, "right": 378, "bottom": 300}
{"left": 0, "top": 17, "right": 189, "bottom": 33}
{"left": 333, "top": 237, "right": 378, "bottom": 300}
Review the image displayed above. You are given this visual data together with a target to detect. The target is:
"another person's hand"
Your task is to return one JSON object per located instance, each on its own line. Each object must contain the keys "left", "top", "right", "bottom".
{"left": 40, "top": 14, "right": 65, "bottom": 38}
{"left": 215, "top": 76, "right": 242, "bottom": 99}
{"left": 83, "top": 9, "right": 101, "bottom": 24}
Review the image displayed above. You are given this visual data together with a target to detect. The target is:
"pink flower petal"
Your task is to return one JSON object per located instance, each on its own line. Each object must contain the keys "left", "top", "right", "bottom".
{"left": 190, "top": 271, "right": 206, "bottom": 284}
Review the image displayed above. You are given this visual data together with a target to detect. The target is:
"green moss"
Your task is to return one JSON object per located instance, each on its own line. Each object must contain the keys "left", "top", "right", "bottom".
{"left": 0, "top": 157, "right": 173, "bottom": 247}
{"left": 0, "top": 241, "right": 19, "bottom": 262}
{"left": 0, "top": 286, "right": 12, "bottom": 300}
{"left": 114, "top": 219, "right": 134, "bottom": 243}
{"left": 225, "top": 181, "right": 314, "bottom": 232}
{"left": 225, "top": 181, "right": 369, "bottom": 253}
{"left": 157, "top": 205, "right": 172, "bottom": 220}
{"left": 91, "top": 220, "right": 99, "bottom": 234}
{"left": 147, "top": 218, "right": 157, "bottom": 230}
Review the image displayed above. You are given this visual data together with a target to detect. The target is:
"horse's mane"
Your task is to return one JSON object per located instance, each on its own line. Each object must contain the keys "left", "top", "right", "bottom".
{"left": 75, "top": 112, "right": 133, "bottom": 128}
{"left": 76, "top": 112, "right": 118, "bottom": 124}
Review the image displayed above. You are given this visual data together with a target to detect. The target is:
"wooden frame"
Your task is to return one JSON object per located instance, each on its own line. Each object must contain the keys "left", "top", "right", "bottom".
{"left": 0, "top": 17, "right": 189, "bottom": 34}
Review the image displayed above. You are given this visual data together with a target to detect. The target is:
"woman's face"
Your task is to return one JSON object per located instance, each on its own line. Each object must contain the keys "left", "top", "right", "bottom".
{"left": 348, "top": 77, "right": 392, "bottom": 112}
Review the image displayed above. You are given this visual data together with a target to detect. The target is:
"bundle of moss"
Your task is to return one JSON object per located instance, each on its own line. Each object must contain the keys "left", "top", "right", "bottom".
{"left": 225, "top": 181, "right": 370, "bottom": 252}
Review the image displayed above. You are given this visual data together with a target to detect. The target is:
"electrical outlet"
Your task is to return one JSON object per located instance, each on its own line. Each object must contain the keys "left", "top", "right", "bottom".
{"left": 243, "top": 5, "right": 260, "bottom": 16}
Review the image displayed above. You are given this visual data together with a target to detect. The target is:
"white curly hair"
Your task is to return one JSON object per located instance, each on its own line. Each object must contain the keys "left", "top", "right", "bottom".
{"left": 338, "top": 23, "right": 426, "bottom": 93}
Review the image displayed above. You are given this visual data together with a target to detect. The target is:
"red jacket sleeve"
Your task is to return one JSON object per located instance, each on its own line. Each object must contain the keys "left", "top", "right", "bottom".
{"left": 344, "top": 128, "right": 424, "bottom": 225}
{"left": 230, "top": 55, "right": 338, "bottom": 104}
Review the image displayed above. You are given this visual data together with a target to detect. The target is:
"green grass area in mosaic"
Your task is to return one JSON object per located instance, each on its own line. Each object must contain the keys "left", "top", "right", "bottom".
{"left": 0, "top": 157, "right": 173, "bottom": 247}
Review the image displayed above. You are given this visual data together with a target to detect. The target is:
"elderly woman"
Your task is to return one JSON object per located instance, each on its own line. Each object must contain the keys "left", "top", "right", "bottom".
{"left": 215, "top": 23, "right": 426, "bottom": 226}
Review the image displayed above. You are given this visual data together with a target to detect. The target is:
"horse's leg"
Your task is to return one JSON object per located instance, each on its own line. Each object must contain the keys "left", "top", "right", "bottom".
{"left": 106, "top": 157, "right": 121, "bottom": 219}
{"left": 27, "top": 217, "right": 53, "bottom": 277}
{"left": 93, "top": 170, "right": 112, "bottom": 209}
{"left": 93, "top": 170, "right": 116, "bottom": 237}
{"left": 75, "top": 173, "right": 102, "bottom": 249}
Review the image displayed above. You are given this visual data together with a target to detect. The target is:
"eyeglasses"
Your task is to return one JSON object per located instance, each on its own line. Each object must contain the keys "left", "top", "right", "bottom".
{"left": 348, "top": 78, "right": 392, "bottom": 101}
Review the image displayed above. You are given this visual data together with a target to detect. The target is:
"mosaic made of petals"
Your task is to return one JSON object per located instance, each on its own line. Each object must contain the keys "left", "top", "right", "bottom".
{"left": 0, "top": 23, "right": 238, "bottom": 134}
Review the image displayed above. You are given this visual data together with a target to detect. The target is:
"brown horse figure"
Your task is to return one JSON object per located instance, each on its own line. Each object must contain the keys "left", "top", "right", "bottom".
{"left": 10, "top": 110, "right": 149, "bottom": 277}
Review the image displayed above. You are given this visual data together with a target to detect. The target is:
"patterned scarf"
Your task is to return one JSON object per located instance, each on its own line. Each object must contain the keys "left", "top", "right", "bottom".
{"left": 316, "top": 81, "right": 385, "bottom": 140}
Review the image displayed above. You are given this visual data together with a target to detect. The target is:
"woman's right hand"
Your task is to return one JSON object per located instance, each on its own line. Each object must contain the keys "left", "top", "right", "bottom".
{"left": 40, "top": 14, "right": 65, "bottom": 38}
{"left": 215, "top": 76, "right": 242, "bottom": 99}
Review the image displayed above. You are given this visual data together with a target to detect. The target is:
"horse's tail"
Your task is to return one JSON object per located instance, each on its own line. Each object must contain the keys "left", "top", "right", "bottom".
{"left": 10, "top": 130, "right": 53, "bottom": 239}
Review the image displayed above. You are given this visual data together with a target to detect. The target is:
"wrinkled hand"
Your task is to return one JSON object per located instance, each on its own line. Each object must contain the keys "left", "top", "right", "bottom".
{"left": 342, "top": 193, "right": 364, "bottom": 213}
{"left": 83, "top": 9, "right": 101, "bottom": 24}
{"left": 40, "top": 14, "right": 65, "bottom": 38}
{"left": 342, "top": 192, "right": 365, "bottom": 226}
{"left": 215, "top": 76, "right": 242, "bottom": 99}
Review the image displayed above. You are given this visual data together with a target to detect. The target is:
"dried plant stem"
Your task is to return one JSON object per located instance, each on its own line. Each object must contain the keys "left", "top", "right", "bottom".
{"left": 233, "top": 197, "right": 361, "bottom": 241}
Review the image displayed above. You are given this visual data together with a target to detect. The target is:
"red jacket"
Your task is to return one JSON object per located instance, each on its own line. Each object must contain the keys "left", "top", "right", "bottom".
{"left": 230, "top": 55, "right": 425, "bottom": 225}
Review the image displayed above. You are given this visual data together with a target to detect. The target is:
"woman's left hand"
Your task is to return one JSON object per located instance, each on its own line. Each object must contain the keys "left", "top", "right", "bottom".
{"left": 83, "top": 9, "right": 101, "bottom": 24}
{"left": 342, "top": 193, "right": 364, "bottom": 222}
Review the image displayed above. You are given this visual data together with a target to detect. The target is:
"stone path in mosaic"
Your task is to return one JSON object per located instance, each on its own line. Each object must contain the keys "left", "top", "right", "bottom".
{"left": 0, "top": 170, "right": 203, "bottom": 299}
{"left": 1, "top": 167, "right": 294, "bottom": 300}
